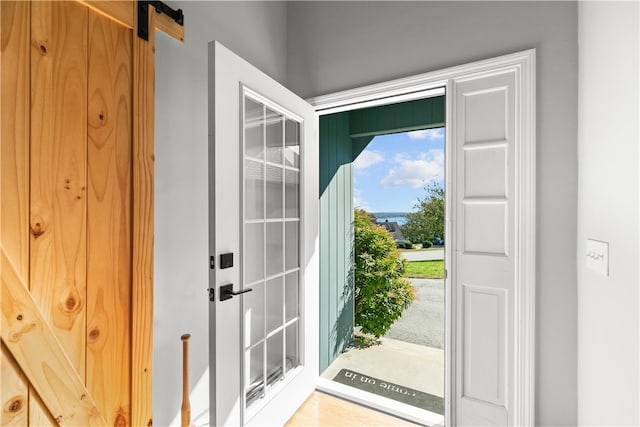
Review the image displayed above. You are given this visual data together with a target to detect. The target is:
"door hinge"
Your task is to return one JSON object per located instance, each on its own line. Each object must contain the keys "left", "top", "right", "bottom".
{"left": 444, "top": 269, "right": 448, "bottom": 279}
{"left": 210, "top": 256, "right": 215, "bottom": 269}
{"left": 208, "top": 288, "right": 215, "bottom": 302}
{"left": 137, "top": 1, "right": 184, "bottom": 41}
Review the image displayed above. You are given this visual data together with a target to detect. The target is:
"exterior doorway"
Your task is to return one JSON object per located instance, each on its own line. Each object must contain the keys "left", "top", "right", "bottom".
{"left": 311, "top": 49, "right": 536, "bottom": 427}
{"left": 315, "top": 96, "right": 447, "bottom": 424}
{"left": 206, "top": 48, "right": 536, "bottom": 426}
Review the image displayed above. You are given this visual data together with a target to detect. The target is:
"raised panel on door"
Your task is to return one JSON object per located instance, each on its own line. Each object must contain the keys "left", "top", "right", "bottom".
{"left": 462, "top": 285, "right": 506, "bottom": 406}
{"left": 454, "top": 71, "right": 516, "bottom": 426}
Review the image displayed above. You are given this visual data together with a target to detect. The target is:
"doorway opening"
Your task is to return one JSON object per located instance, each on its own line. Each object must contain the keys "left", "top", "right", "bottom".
{"left": 316, "top": 94, "right": 447, "bottom": 425}
{"left": 207, "top": 44, "right": 534, "bottom": 426}
{"left": 324, "top": 129, "right": 446, "bottom": 417}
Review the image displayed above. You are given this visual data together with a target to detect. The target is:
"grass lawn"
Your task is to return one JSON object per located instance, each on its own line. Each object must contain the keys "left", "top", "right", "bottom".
{"left": 404, "top": 260, "right": 445, "bottom": 279}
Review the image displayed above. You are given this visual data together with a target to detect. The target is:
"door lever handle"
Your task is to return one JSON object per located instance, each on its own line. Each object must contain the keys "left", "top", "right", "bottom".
{"left": 219, "top": 283, "right": 253, "bottom": 301}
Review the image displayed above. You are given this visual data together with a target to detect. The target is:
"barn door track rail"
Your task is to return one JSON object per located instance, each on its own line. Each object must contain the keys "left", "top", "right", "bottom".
{"left": 138, "top": 0, "right": 184, "bottom": 41}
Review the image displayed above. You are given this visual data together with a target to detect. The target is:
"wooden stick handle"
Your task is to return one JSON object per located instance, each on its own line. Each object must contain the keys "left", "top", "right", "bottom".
{"left": 181, "top": 334, "right": 191, "bottom": 427}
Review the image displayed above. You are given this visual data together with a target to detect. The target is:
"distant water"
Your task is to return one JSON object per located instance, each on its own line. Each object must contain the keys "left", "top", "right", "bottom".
{"left": 371, "top": 212, "right": 409, "bottom": 226}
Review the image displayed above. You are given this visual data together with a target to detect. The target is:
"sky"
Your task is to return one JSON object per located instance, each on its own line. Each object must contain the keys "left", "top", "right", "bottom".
{"left": 353, "top": 127, "right": 445, "bottom": 213}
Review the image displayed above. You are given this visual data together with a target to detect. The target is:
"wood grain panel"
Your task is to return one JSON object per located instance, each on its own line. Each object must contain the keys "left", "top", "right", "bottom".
{"left": 1, "top": 344, "right": 28, "bottom": 426}
{"left": 155, "top": 11, "right": 185, "bottom": 43}
{"left": 86, "top": 9, "right": 132, "bottom": 425}
{"left": 29, "top": 3, "right": 89, "bottom": 423}
{"left": 1, "top": 247, "right": 107, "bottom": 426}
{"left": 77, "top": 0, "right": 185, "bottom": 42}
{"left": 0, "top": 2, "right": 33, "bottom": 424}
{"left": 131, "top": 5, "right": 156, "bottom": 426}
{"left": 29, "top": 388, "right": 57, "bottom": 426}
{"left": 80, "top": 1, "right": 133, "bottom": 30}
{"left": 2, "top": 2, "right": 157, "bottom": 424}
{"left": 30, "top": 0, "right": 88, "bottom": 374}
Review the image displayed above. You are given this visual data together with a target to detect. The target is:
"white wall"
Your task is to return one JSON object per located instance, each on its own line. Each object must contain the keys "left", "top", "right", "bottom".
{"left": 577, "top": 2, "right": 639, "bottom": 425}
{"left": 286, "top": 2, "right": 578, "bottom": 425}
{"left": 154, "top": 2, "right": 287, "bottom": 425}
{"left": 152, "top": 2, "right": 596, "bottom": 426}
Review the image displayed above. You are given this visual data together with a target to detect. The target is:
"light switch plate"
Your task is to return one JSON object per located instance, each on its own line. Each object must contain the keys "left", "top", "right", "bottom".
{"left": 586, "top": 239, "right": 609, "bottom": 276}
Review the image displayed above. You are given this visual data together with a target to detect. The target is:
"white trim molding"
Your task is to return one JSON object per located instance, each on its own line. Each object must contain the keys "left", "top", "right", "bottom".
{"left": 310, "top": 49, "right": 536, "bottom": 427}
{"left": 514, "top": 49, "right": 536, "bottom": 427}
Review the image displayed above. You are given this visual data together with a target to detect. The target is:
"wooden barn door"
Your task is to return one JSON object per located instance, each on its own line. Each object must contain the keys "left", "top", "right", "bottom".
{"left": 0, "top": 2, "right": 183, "bottom": 425}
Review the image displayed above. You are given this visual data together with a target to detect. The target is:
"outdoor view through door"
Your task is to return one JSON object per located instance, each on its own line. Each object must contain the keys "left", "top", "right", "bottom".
{"left": 320, "top": 126, "right": 446, "bottom": 422}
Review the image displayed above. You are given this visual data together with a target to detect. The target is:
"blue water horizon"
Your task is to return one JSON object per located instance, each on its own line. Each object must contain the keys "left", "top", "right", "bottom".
{"left": 371, "top": 212, "right": 410, "bottom": 226}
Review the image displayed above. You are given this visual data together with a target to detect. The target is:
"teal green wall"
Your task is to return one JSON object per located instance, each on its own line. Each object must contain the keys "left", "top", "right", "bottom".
{"left": 349, "top": 96, "right": 445, "bottom": 138}
{"left": 319, "top": 95, "right": 445, "bottom": 373}
{"left": 319, "top": 112, "right": 354, "bottom": 371}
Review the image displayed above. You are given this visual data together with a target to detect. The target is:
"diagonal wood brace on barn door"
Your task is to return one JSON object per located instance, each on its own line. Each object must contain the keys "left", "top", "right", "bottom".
{"left": 1, "top": 247, "right": 108, "bottom": 426}
{"left": 138, "top": 1, "right": 184, "bottom": 41}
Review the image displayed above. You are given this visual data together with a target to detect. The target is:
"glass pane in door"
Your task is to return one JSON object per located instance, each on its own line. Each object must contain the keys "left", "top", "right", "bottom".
{"left": 284, "top": 118, "right": 299, "bottom": 168}
{"left": 285, "top": 323, "right": 299, "bottom": 373}
{"left": 245, "top": 343, "right": 264, "bottom": 407}
{"left": 266, "top": 277, "right": 284, "bottom": 334}
{"left": 245, "top": 97, "right": 264, "bottom": 159}
{"left": 285, "top": 170, "right": 299, "bottom": 218}
{"left": 242, "top": 89, "right": 302, "bottom": 412}
{"left": 266, "top": 331, "right": 284, "bottom": 387}
{"left": 266, "top": 107, "right": 284, "bottom": 164}
{"left": 266, "top": 165, "right": 283, "bottom": 218}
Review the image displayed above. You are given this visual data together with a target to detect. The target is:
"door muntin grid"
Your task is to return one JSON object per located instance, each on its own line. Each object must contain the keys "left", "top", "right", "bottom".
{"left": 241, "top": 87, "right": 302, "bottom": 413}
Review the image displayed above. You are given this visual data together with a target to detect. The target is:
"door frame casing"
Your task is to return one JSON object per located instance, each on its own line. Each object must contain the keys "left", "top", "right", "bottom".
{"left": 309, "top": 49, "right": 536, "bottom": 426}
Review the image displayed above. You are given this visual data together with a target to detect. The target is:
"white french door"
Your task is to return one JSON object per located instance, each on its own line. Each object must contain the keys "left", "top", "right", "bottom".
{"left": 208, "top": 41, "right": 319, "bottom": 426}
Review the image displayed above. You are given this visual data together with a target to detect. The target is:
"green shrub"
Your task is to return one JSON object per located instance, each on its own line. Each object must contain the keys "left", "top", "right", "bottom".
{"left": 395, "top": 240, "right": 413, "bottom": 249}
{"left": 421, "top": 241, "right": 432, "bottom": 248}
{"left": 354, "top": 209, "right": 416, "bottom": 338}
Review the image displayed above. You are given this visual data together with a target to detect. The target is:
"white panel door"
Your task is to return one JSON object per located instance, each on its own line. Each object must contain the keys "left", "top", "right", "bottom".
{"left": 453, "top": 70, "right": 517, "bottom": 426}
{"left": 208, "top": 41, "right": 319, "bottom": 426}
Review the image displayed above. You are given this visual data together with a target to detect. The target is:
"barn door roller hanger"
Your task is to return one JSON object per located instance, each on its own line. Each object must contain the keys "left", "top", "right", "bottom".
{"left": 138, "top": 0, "right": 184, "bottom": 41}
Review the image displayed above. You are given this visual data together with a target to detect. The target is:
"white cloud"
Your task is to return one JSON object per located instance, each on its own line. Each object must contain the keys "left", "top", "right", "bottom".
{"left": 353, "top": 150, "right": 384, "bottom": 170}
{"left": 407, "top": 128, "right": 444, "bottom": 141}
{"left": 380, "top": 150, "right": 444, "bottom": 188}
{"left": 353, "top": 187, "right": 372, "bottom": 211}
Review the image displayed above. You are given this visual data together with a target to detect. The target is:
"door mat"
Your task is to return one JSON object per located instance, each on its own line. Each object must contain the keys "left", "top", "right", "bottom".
{"left": 333, "top": 368, "right": 444, "bottom": 415}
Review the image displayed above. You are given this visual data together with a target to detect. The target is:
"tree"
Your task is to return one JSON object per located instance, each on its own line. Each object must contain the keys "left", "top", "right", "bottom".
{"left": 401, "top": 183, "right": 444, "bottom": 244}
{"left": 354, "top": 209, "right": 415, "bottom": 338}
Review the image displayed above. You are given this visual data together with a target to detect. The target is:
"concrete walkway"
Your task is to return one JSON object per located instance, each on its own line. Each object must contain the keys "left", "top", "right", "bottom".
{"left": 320, "top": 278, "right": 445, "bottom": 412}
{"left": 321, "top": 337, "right": 444, "bottom": 398}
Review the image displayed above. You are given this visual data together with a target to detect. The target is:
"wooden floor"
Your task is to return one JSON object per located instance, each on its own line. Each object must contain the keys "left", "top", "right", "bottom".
{"left": 285, "top": 391, "right": 419, "bottom": 426}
